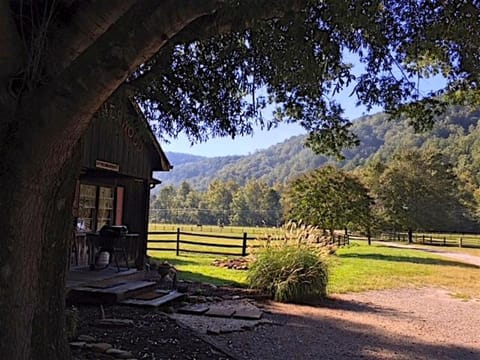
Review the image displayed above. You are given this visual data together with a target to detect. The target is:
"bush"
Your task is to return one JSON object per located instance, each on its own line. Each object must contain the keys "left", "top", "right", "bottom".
{"left": 247, "top": 243, "right": 329, "bottom": 303}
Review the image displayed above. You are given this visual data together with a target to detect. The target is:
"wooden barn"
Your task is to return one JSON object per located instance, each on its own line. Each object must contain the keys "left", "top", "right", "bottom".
{"left": 70, "top": 99, "right": 171, "bottom": 271}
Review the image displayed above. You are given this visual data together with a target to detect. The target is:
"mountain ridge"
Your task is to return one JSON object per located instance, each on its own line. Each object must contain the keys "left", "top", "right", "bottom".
{"left": 157, "top": 107, "right": 480, "bottom": 190}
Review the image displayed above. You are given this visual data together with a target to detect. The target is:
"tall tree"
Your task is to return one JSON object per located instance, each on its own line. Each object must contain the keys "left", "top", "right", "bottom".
{"left": 372, "top": 149, "right": 475, "bottom": 241}
{"left": 205, "top": 180, "right": 239, "bottom": 225}
{"left": 152, "top": 185, "right": 177, "bottom": 223}
{"left": 1, "top": 1, "right": 480, "bottom": 359}
{"left": 284, "top": 166, "right": 373, "bottom": 237}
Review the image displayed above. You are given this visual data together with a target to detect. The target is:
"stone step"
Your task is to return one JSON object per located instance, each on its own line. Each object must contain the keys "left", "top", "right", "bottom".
{"left": 177, "top": 304, "right": 210, "bottom": 315}
{"left": 67, "top": 280, "right": 157, "bottom": 304}
{"left": 120, "top": 290, "right": 185, "bottom": 307}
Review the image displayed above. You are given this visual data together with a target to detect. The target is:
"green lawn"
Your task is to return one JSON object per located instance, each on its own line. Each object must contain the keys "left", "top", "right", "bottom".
{"left": 148, "top": 250, "right": 248, "bottom": 286}
{"left": 329, "top": 243, "right": 480, "bottom": 299}
{"left": 149, "top": 241, "right": 480, "bottom": 299}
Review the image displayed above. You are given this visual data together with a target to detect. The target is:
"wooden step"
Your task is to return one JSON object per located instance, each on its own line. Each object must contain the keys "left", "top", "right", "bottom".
{"left": 120, "top": 290, "right": 185, "bottom": 307}
{"left": 67, "top": 280, "right": 157, "bottom": 304}
{"left": 66, "top": 267, "right": 139, "bottom": 289}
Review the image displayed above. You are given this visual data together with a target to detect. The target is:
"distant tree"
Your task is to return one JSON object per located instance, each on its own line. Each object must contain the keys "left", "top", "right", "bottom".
{"left": 230, "top": 191, "right": 250, "bottom": 226}
{"left": 230, "top": 180, "right": 281, "bottom": 226}
{"left": 151, "top": 185, "right": 177, "bottom": 223}
{"left": 263, "top": 188, "right": 282, "bottom": 226}
{"left": 205, "top": 180, "right": 239, "bottom": 225}
{"left": 284, "top": 166, "right": 373, "bottom": 238}
{"left": 372, "top": 149, "right": 476, "bottom": 241}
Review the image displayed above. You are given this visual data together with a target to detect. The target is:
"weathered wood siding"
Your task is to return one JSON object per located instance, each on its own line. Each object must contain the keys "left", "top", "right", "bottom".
{"left": 80, "top": 111, "right": 158, "bottom": 179}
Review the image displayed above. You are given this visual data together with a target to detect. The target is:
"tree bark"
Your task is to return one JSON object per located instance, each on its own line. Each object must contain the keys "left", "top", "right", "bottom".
{"left": 30, "top": 149, "right": 81, "bottom": 360}
{"left": 50, "top": 0, "right": 137, "bottom": 74}
{"left": 0, "top": 2, "right": 223, "bottom": 359}
{"left": 0, "top": 0, "right": 23, "bottom": 93}
{"left": 0, "top": 108, "right": 81, "bottom": 359}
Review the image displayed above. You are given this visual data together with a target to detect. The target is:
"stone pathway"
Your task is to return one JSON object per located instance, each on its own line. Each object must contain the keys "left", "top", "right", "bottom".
{"left": 171, "top": 299, "right": 266, "bottom": 335}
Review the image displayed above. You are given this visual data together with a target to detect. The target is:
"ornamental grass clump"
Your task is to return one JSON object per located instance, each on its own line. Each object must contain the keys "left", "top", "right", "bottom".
{"left": 248, "top": 222, "right": 330, "bottom": 303}
{"left": 247, "top": 244, "right": 329, "bottom": 303}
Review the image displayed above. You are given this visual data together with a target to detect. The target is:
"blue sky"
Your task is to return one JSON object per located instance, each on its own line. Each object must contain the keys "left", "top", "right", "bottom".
{"left": 162, "top": 97, "right": 377, "bottom": 157}
{"left": 161, "top": 56, "right": 446, "bottom": 157}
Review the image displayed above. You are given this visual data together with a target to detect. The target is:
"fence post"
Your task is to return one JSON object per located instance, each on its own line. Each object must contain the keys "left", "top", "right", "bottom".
{"left": 459, "top": 237, "right": 463, "bottom": 248}
{"left": 176, "top": 228, "right": 180, "bottom": 256}
{"left": 242, "top": 233, "right": 248, "bottom": 256}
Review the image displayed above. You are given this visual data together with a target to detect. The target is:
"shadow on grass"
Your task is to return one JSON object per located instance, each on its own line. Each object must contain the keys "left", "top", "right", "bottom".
{"left": 177, "top": 269, "right": 246, "bottom": 287}
{"left": 340, "top": 253, "right": 480, "bottom": 269}
{"left": 148, "top": 256, "right": 198, "bottom": 266}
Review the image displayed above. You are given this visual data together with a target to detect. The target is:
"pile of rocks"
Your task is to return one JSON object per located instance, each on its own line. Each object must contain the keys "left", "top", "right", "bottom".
{"left": 211, "top": 258, "right": 250, "bottom": 270}
{"left": 70, "top": 328, "right": 135, "bottom": 359}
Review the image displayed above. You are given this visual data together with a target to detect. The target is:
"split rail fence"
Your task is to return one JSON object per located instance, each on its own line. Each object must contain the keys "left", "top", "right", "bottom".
{"left": 349, "top": 232, "right": 480, "bottom": 248}
{"left": 147, "top": 228, "right": 349, "bottom": 257}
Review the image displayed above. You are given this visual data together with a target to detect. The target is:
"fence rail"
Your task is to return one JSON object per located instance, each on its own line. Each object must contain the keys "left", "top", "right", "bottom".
{"left": 350, "top": 231, "right": 480, "bottom": 248}
{"left": 148, "top": 228, "right": 253, "bottom": 257}
{"left": 147, "top": 228, "right": 349, "bottom": 257}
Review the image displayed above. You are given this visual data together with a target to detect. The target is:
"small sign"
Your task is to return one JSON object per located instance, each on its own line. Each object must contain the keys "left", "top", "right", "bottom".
{"left": 95, "top": 160, "right": 119, "bottom": 172}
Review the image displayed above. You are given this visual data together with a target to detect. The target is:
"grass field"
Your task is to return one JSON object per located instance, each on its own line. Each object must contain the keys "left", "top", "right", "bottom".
{"left": 148, "top": 240, "right": 480, "bottom": 299}
{"left": 329, "top": 243, "right": 480, "bottom": 299}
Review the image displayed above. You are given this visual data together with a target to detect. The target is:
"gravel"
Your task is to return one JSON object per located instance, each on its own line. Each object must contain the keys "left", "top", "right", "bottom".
{"left": 72, "top": 286, "right": 480, "bottom": 360}
{"left": 213, "top": 287, "right": 480, "bottom": 360}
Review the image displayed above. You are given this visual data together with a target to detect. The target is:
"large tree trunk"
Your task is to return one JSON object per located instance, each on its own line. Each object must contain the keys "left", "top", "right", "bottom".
{"left": 0, "top": 110, "right": 80, "bottom": 359}
{"left": 0, "top": 3, "right": 223, "bottom": 359}
{"left": 30, "top": 150, "right": 81, "bottom": 360}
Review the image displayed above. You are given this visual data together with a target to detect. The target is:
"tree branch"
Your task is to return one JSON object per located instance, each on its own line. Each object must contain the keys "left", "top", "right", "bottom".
{"left": 126, "top": 0, "right": 308, "bottom": 90}
{"left": 25, "top": 0, "right": 223, "bottom": 177}
{"left": 0, "top": 0, "right": 24, "bottom": 105}
{"left": 49, "top": 0, "right": 137, "bottom": 74}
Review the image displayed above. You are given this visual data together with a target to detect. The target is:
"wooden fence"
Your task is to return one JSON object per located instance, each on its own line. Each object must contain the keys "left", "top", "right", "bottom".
{"left": 350, "top": 232, "right": 480, "bottom": 248}
{"left": 147, "top": 229, "right": 254, "bottom": 257}
{"left": 147, "top": 228, "right": 349, "bottom": 257}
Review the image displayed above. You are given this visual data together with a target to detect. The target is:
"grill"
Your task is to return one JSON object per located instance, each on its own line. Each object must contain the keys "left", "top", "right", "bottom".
{"left": 96, "top": 225, "right": 129, "bottom": 271}
{"left": 99, "top": 225, "right": 128, "bottom": 239}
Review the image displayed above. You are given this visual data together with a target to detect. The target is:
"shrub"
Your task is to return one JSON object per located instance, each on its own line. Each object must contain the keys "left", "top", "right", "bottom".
{"left": 247, "top": 243, "right": 329, "bottom": 303}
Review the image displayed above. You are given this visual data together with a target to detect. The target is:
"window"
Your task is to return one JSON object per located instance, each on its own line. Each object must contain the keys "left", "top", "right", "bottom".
{"left": 97, "top": 187, "right": 114, "bottom": 229}
{"left": 78, "top": 184, "right": 96, "bottom": 231}
{"left": 77, "top": 184, "right": 115, "bottom": 232}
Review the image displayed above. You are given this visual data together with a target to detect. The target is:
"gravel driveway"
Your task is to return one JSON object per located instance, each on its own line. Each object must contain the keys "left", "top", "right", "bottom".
{"left": 212, "top": 288, "right": 480, "bottom": 360}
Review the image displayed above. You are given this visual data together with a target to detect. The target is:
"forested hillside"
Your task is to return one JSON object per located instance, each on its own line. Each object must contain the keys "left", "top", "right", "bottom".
{"left": 158, "top": 107, "right": 480, "bottom": 190}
